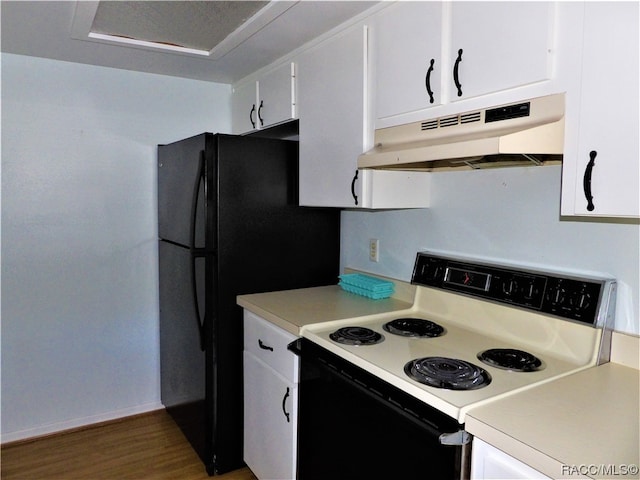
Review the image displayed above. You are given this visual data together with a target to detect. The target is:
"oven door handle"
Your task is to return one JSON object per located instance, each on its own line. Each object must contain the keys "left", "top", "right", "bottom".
{"left": 439, "top": 430, "right": 472, "bottom": 446}
{"left": 287, "top": 339, "right": 302, "bottom": 355}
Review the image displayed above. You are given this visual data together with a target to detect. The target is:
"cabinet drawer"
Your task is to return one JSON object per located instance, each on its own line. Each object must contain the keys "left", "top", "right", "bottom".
{"left": 244, "top": 310, "right": 299, "bottom": 382}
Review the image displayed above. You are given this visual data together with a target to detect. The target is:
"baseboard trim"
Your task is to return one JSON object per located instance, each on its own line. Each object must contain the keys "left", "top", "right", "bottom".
{"left": 1, "top": 402, "right": 164, "bottom": 445}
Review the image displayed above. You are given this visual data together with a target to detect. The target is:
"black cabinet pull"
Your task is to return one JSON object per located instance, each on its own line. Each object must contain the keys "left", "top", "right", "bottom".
{"left": 351, "top": 170, "right": 359, "bottom": 206}
{"left": 258, "top": 339, "right": 273, "bottom": 351}
{"left": 425, "top": 59, "right": 435, "bottom": 104}
{"left": 583, "top": 150, "right": 597, "bottom": 211}
{"left": 249, "top": 104, "right": 256, "bottom": 129}
{"left": 257, "top": 100, "right": 264, "bottom": 127}
{"left": 424, "top": 58, "right": 435, "bottom": 103}
{"left": 282, "top": 387, "right": 291, "bottom": 423}
{"left": 453, "top": 49, "right": 463, "bottom": 97}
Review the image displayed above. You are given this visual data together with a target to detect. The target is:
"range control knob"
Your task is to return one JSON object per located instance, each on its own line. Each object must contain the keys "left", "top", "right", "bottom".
{"left": 524, "top": 281, "right": 538, "bottom": 300}
{"left": 547, "top": 284, "right": 566, "bottom": 306}
{"left": 502, "top": 278, "right": 518, "bottom": 296}
{"left": 417, "top": 260, "right": 444, "bottom": 284}
{"left": 430, "top": 265, "right": 444, "bottom": 281}
{"left": 570, "top": 286, "right": 592, "bottom": 310}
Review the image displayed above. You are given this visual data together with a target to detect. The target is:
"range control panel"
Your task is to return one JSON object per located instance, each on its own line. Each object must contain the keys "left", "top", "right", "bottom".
{"left": 412, "top": 252, "right": 615, "bottom": 326}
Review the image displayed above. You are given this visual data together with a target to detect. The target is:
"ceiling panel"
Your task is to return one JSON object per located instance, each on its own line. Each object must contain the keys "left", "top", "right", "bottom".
{"left": 0, "top": 1, "right": 380, "bottom": 84}
{"left": 90, "top": 1, "right": 268, "bottom": 51}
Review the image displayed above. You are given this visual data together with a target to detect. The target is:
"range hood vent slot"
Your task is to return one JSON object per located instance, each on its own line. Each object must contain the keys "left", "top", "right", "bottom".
{"left": 440, "top": 115, "right": 459, "bottom": 128}
{"left": 359, "top": 93, "right": 565, "bottom": 172}
{"left": 421, "top": 111, "right": 482, "bottom": 131}
{"left": 421, "top": 120, "right": 438, "bottom": 131}
{"left": 461, "top": 112, "right": 482, "bottom": 124}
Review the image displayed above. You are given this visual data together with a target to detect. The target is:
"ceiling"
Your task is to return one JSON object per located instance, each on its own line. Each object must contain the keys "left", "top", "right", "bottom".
{"left": 0, "top": 1, "right": 379, "bottom": 84}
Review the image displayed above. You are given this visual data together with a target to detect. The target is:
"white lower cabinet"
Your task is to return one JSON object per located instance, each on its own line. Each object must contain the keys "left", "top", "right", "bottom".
{"left": 471, "top": 438, "right": 550, "bottom": 480}
{"left": 243, "top": 311, "right": 299, "bottom": 480}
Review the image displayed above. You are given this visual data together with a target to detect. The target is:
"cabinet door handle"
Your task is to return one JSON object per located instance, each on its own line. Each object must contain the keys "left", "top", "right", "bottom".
{"left": 425, "top": 58, "right": 435, "bottom": 104}
{"left": 257, "top": 100, "right": 264, "bottom": 127}
{"left": 258, "top": 339, "right": 273, "bottom": 351}
{"left": 583, "top": 150, "right": 597, "bottom": 211}
{"left": 282, "top": 387, "right": 291, "bottom": 423}
{"left": 351, "top": 170, "right": 359, "bottom": 206}
{"left": 249, "top": 104, "right": 256, "bottom": 129}
{"left": 453, "top": 48, "right": 463, "bottom": 97}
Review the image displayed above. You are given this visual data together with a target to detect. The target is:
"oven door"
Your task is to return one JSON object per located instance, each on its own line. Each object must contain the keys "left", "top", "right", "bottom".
{"left": 289, "top": 339, "right": 471, "bottom": 480}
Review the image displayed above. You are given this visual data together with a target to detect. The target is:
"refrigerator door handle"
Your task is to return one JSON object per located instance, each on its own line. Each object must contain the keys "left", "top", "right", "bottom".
{"left": 190, "top": 255, "right": 206, "bottom": 351}
{"left": 191, "top": 153, "right": 206, "bottom": 351}
{"left": 190, "top": 152, "right": 205, "bottom": 251}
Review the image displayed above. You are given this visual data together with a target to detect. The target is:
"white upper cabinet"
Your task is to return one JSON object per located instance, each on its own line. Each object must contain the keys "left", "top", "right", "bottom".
{"left": 561, "top": 2, "right": 639, "bottom": 218}
{"left": 232, "top": 62, "right": 296, "bottom": 134}
{"left": 373, "top": 2, "right": 555, "bottom": 127}
{"left": 449, "top": 2, "right": 554, "bottom": 102}
{"left": 231, "top": 80, "right": 258, "bottom": 134}
{"left": 374, "top": 1, "right": 443, "bottom": 120}
{"left": 257, "top": 63, "right": 296, "bottom": 130}
{"left": 297, "top": 25, "right": 368, "bottom": 207}
{"left": 297, "top": 23, "right": 431, "bottom": 208}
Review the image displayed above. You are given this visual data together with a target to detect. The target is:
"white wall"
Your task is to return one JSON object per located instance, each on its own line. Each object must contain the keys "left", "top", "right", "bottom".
{"left": 1, "top": 53, "right": 231, "bottom": 442}
{"left": 341, "top": 165, "right": 640, "bottom": 335}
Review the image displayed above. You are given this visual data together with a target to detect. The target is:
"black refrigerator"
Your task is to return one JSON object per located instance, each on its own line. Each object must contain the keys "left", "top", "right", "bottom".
{"left": 157, "top": 130, "right": 340, "bottom": 475}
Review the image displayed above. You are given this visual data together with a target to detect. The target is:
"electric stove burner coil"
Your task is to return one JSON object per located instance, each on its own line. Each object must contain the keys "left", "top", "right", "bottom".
{"left": 404, "top": 357, "right": 491, "bottom": 390}
{"left": 477, "top": 348, "right": 544, "bottom": 372}
{"left": 382, "top": 318, "right": 445, "bottom": 338}
{"left": 329, "top": 327, "right": 384, "bottom": 346}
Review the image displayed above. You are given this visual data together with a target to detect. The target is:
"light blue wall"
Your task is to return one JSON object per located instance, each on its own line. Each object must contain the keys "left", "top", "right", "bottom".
{"left": 1, "top": 53, "right": 231, "bottom": 441}
{"left": 341, "top": 165, "right": 639, "bottom": 335}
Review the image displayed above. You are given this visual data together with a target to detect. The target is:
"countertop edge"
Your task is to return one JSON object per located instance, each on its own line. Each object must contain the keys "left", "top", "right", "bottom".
{"left": 236, "top": 297, "right": 302, "bottom": 336}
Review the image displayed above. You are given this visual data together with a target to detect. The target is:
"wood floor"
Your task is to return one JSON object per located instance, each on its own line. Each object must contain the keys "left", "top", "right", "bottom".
{"left": 0, "top": 410, "right": 258, "bottom": 480}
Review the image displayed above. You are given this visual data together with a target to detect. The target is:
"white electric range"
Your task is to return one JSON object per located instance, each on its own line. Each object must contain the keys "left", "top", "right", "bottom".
{"left": 299, "top": 251, "right": 617, "bottom": 423}
{"left": 293, "top": 252, "right": 617, "bottom": 479}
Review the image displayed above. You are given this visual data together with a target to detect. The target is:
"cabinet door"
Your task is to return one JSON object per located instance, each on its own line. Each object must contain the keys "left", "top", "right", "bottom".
{"left": 298, "top": 25, "right": 367, "bottom": 207}
{"left": 563, "top": 2, "right": 639, "bottom": 217}
{"left": 257, "top": 62, "right": 296, "bottom": 129}
{"left": 471, "top": 438, "right": 551, "bottom": 480}
{"left": 374, "top": 1, "right": 443, "bottom": 121}
{"left": 243, "top": 352, "right": 297, "bottom": 480}
{"left": 450, "top": 2, "right": 554, "bottom": 101}
{"left": 232, "top": 81, "right": 258, "bottom": 134}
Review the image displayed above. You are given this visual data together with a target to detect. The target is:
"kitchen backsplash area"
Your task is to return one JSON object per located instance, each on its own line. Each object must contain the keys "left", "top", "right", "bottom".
{"left": 341, "top": 164, "right": 639, "bottom": 335}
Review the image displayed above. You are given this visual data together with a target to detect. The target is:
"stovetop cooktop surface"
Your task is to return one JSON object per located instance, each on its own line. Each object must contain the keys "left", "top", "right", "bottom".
{"left": 301, "top": 252, "right": 615, "bottom": 422}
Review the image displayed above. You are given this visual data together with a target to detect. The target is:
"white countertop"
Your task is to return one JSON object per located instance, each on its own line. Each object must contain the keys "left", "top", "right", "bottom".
{"left": 236, "top": 274, "right": 415, "bottom": 335}
{"left": 466, "top": 332, "right": 640, "bottom": 479}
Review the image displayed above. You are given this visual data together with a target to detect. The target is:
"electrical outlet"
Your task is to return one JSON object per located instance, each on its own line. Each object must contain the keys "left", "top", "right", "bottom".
{"left": 369, "top": 238, "right": 379, "bottom": 262}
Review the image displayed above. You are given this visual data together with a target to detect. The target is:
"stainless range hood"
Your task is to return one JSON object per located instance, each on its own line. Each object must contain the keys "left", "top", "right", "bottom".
{"left": 359, "top": 93, "right": 565, "bottom": 171}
